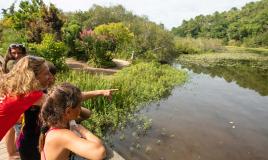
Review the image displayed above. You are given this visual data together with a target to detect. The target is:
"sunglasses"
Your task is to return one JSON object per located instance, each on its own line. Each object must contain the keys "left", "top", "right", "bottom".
{"left": 9, "top": 43, "right": 25, "bottom": 49}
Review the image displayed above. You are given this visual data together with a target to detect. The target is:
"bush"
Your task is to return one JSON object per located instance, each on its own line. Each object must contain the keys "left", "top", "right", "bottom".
{"left": 29, "top": 34, "right": 67, "bottom": 71}
{"left": 0, "top": 28, "right": 27, "bottom": 56}
{"left": 78, "top": 29, "right": 116, "bottom": 68}
{"left": 62, "top": 22, "right": 82, "bottom": 58}
{"left": 243, "top": 32, "right": 268, "bottom": 48}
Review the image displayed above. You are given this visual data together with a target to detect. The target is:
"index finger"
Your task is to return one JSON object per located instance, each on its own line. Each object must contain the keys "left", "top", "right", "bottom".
{"left": 110, "top": 89, "right": 119, "bottom": 91}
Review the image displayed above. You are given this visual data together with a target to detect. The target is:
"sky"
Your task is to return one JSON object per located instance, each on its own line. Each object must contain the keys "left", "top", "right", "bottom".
{"left": 0, "top": 0, "right": 260, "bottom": 29}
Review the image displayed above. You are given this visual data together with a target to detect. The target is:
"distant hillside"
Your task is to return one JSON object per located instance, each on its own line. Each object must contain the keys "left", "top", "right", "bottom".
{"left": 171, "top": 0, "right": 268, "bottom": 48}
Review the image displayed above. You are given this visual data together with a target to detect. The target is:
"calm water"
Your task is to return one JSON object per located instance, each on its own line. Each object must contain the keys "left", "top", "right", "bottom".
{"left": 111, "top": 63, "right": 268, "bottom": 160}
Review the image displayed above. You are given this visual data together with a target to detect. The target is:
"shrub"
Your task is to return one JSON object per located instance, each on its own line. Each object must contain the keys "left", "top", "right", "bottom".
{"left": 29, "top": 34, "right": 67, "bottom": 70}
{"left": 0, "top": 28, "right": 27, "bottom": 56}
{"left": 78, "top": 29, "right": 116, "bottom": 68}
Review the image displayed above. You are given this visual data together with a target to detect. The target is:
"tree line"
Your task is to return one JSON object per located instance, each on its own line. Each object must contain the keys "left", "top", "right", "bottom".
{"left": 0, "top": 0, "right": 177, "bottom": 69}
{"left": 171, "top": 0, "right": 268, "bottom": 48}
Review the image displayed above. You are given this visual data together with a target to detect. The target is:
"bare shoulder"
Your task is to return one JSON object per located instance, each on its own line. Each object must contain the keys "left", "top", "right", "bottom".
{"left": 47, "top": 129, "right": 74, "bottom": 138}
{"left": 46, "top": 129, "right": 79, "bottom": 144}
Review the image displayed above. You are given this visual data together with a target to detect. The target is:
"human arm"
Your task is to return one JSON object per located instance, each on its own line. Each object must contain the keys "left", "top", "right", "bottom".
{"left": 82, "top": 89, "right": 118, "bottom": 101}
{"left": 63, "top": 125, "right": 106, "bottom": 160}
{"left": 76, "top": 107, "right": 91, "bottom": 123}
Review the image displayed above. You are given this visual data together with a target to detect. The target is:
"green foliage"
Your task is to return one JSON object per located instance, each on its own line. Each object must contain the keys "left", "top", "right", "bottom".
{"left": 57, "top": 62, "right": 187, "bottom": 137}
{"left": 172, "top": 0, "right": 268, "bottom": 48}
{"left": 0, "top": 28, "right": 27, "bottom": 56}
{"left": 2, "top": 0, "right": 43, "bottom": 30}
{"left": 62, "top": 22, "right": 82, "bottom": 57}
{"left": 94, "top": 23, "right": 134, "bottom": 45}
{"left": 74, "top": 23, "right": 133, "bottom": 67}
{"left": 40, "top": 3, "right": 64, "bottom": 41}
{"left": 2, "top": 2, "right": 181, "bottom": 64}
{"left": 174, "top": 37, "right": 225, "bottom": 54}
{"left": 127, "top": 20, "right": 177, "bottom": 62}
{"left": 94, "top": 22, "right": 134, "bottom": 58}
{"left": 81, "top": 5, "right": 132, "bottom": 29}
{"left": 2, "top": 0, "right": 64, "bottom": 43}
{"left": 178, "top": 52, "right": 268, "bottom": 69}
{"left": 225, "top": 46, "right": 268, "bottom": 56}
{"left": 29, "top": 34, "right": 67, "bottom": 70}
{"left": 65, "top": 5, "right": 178, "bottom": 62}
{"left": 78, "top": 29, "right": 116, "bottom": 68}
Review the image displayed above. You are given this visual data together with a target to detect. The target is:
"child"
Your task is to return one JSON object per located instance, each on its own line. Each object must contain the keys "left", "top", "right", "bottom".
{"left": 39, "top": 83, "right": 105, "bottom": 160}
{"left": 39, "top": 83, "right": 106, "bottom": 160}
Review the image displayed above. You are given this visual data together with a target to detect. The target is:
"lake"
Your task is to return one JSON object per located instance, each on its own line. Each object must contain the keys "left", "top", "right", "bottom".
{"left": 110, "top": 63, "right": 268, "bottom": 160}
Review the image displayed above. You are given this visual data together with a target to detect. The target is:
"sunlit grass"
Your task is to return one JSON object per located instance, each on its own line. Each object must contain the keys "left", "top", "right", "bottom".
{"left": 57, "top": 62, "right": 187, "bottom": 137}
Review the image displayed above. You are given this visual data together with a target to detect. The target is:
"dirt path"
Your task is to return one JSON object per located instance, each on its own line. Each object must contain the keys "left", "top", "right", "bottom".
{"left": 66, "top": 58, "right": 131, "bottom": 74}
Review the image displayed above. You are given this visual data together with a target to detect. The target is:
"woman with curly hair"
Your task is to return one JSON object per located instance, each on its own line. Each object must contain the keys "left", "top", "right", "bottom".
{"left": 39, "top": 83, "right": 106, "bottom": 160}
{"left": 0, "top": 55, "right": 52, "bottom": 140}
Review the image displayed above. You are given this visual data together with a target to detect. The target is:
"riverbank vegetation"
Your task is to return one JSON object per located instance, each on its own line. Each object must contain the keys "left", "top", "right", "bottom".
{"left": 178, "top": 51, "right": 268, "bottom": 69}
{"left": 174, "top": 37, "right": 226, "bottom": 54}
{"left": 57, "top": 62, "right": 187, "bottom": 137}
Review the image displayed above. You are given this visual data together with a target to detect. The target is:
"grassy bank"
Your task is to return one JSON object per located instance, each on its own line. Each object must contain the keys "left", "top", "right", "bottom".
{"left": 226, "top": 46, "right": 268, "bottom": 56}
{"left": 57, "top": 62, "right": 187, "bottom": 137}
{"left": 178, "top": 52, "right": 268, "bottom": 69}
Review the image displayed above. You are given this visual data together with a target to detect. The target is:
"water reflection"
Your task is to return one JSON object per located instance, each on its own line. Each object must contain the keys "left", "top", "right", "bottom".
{"left": 180, "top": 63, "right": 268, "bottom": 96}
{"left": 111, "top": 63, "right": 268, "bottom": 160}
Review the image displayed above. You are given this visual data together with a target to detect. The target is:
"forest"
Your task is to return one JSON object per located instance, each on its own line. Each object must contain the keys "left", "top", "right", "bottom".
{"left": 172, "top": 0, "right": 268, "bottom": 48}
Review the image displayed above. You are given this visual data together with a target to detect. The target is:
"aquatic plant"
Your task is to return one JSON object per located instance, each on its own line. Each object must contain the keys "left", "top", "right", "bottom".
{"left": 57, "top": 62, "right": 187, "bottom": 137}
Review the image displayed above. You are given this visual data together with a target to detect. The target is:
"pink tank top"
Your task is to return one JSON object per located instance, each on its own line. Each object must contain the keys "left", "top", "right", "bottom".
{"left": 0, "top": 91, "right": 43, "bottom": 140}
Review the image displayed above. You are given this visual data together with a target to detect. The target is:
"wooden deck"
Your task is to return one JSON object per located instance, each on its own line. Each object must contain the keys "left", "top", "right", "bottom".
{"left": 0, "top": 140, "right": 124, "bottom": 160}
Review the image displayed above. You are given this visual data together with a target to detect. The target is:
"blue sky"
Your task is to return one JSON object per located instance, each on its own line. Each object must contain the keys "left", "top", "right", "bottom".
{"left": 0, "top": 0, "right": 259, "bottom": 29}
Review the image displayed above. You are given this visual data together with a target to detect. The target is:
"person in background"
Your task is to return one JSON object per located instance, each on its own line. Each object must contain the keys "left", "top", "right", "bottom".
{"left": 2, "top": 43, "right": 27, "bottom": 73}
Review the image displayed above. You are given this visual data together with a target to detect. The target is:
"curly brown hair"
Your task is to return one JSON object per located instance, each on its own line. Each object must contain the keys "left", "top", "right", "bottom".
{"left": 39, "top": 83, "right": 82, "bottom": 151}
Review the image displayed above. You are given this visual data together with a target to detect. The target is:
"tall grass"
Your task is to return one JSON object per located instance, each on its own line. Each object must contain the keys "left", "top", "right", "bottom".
{"left": 174, "top": 37, "right": 225, "bottom": 54}
{"left": 57, "top": 62, "right": 187, "bottom": 137}
{"left": 226, "top": 46, "right": 268, "bottom": 56}
{"left": 178, "top": 52, "right": 268, "bottom": 69}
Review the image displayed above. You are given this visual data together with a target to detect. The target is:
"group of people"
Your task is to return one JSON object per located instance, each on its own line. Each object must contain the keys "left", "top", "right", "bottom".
{"left": 0, "top": 44, "right": 116, "bottom": 160}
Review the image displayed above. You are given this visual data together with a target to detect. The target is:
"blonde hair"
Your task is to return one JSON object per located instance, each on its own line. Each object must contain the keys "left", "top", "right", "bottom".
{"left": 0, "top": 56, "right": 46, "bottom": 97}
